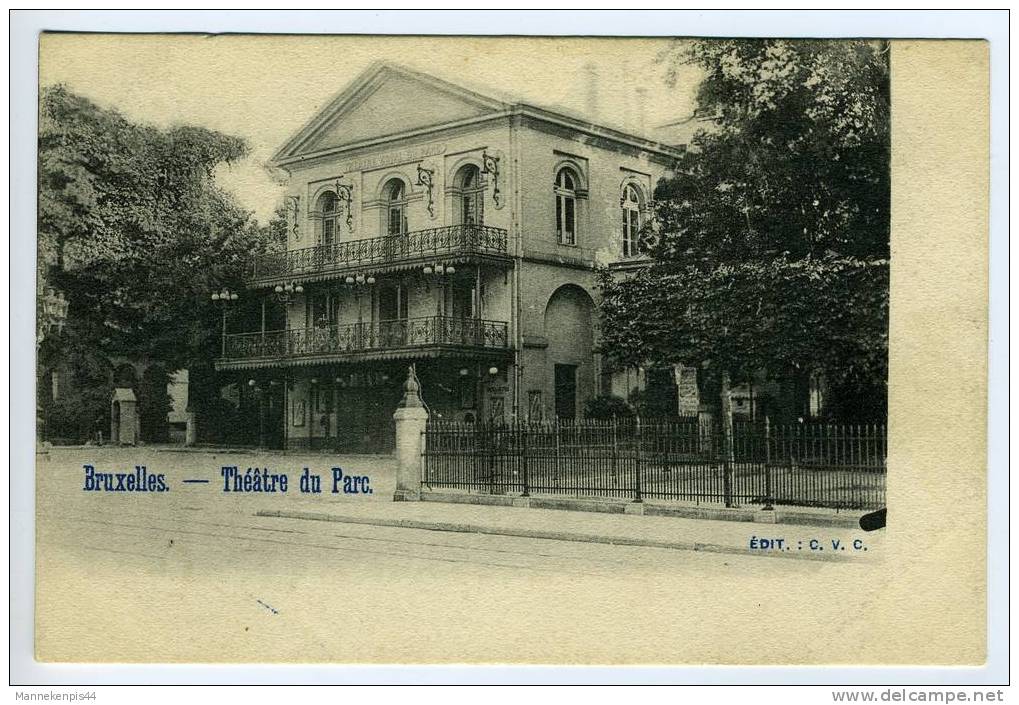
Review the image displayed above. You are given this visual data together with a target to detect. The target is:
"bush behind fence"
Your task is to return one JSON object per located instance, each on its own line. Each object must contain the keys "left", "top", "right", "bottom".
{"left": 423, "top": 418, "right": 886, "bottom": 510}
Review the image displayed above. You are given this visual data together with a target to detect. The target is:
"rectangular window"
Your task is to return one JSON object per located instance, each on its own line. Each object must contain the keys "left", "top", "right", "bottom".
{"left": 555, "top": 196, "right": 563, "bottom": 239}
{"left": 323, "top": 219, "right": 335, "bottom": 246}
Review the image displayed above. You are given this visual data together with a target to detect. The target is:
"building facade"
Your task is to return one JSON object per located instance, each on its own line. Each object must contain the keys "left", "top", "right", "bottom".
{"left": 214, "top": 63, "right": 683, "bottom": 451}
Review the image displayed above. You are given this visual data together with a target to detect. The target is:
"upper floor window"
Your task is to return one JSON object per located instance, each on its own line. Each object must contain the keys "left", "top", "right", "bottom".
{"left": 454, "top": 164, "right": 484, "bottom": 226}
{"left": 621, "top": 184, "right": 643, "bottom": 257}
{"left": 555, "top": 167, "right": 578, "bottom": 245}
{"left": 318, "top": 191, "right": 339, "bottom": 246}
{"left": 384, "top": 179, "right": 408, "bottom": 235}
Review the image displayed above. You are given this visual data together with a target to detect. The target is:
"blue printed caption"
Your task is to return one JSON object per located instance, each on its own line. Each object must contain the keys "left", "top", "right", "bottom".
{"left": 220, "top": 466, "right": 372, "bottom": 495}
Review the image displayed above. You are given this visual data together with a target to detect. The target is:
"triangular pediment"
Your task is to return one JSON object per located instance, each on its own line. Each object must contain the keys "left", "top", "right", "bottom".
{"left": 274, "top": 63, "right": 508, "bottom": 162}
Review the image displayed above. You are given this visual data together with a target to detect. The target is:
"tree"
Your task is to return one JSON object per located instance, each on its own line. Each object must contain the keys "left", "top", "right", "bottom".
{"left": 599, "top": 40, "right": 890, "bottom": 422}
{"left": 38, "top": 85, "right": 273, "bottom": 439}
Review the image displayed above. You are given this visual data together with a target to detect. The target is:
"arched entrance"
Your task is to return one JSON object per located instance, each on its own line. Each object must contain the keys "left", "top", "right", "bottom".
{"left": 543, "top": 284, "right": 596, "bottom": 419}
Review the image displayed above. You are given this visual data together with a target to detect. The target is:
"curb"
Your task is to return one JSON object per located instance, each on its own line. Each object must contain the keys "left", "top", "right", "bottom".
{"left": 419, "top": 490, "right": 864, "bottom": 529}
{"left": 255, "top": 508, "right": 853, "bottom": 562}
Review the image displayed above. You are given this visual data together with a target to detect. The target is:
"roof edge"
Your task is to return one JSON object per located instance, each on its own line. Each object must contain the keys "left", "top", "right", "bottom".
{"left": 271, "top": 61, "right": 512, "bottom": 165}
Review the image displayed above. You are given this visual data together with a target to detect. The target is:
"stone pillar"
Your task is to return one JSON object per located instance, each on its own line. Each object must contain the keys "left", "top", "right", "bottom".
{"left": 184, "top": 408, "right": 197, "bottom": 446}
{"left": 110, "top": 387, "right": 139, "bottom": 446}
{"left": 393, "top": 365, "right": 428, "bottom": 502}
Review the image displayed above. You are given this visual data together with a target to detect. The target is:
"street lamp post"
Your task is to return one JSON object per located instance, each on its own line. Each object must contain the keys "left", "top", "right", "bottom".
{"left": 343, "top": 273, "right": 376, "bottom": 347}
{"left": 210, "top": 288, "right": 239, "bottom": 356}
{"left": 37, "top": 286, "right": 69, "bottom": 445}
{"left": 37, "top": 287, "right": 70, "bottom": 351}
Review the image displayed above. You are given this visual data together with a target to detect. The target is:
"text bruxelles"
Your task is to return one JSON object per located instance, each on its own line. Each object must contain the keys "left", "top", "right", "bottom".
{"left": 82, "top": 465, "right": 168, "bottom": 492}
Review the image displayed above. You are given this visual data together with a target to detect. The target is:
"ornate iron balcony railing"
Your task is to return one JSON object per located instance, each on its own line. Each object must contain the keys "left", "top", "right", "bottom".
{"left": 221, "top": 316, "right": 510, "bottom": 361}
{"left": 249, "top": 224, "right": 509, "bottom": 282}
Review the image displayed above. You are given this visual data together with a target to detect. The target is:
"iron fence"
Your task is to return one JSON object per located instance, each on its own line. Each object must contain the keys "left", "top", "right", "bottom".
{"left": 250, "top": 224, "right": 509, "bottom": 281}
{"left": 423, "top": 418, "right": 886, "bottom": 510}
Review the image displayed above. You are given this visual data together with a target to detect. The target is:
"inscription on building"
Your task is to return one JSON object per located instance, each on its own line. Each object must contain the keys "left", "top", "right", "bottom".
{"left": 310, "top": 144, "right": 448, "bottom": 181}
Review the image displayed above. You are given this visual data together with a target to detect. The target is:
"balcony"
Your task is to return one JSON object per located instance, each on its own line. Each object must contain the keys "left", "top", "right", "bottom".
{"left": 215, "top": 316, "right": 511, "bottom": 370}
{"left": 248, "top": 224, "right": 511, "bottom": 286}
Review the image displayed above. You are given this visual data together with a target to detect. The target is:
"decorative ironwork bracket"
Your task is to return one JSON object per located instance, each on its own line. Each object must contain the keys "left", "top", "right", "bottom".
{"left": 416, "top": 164, "right": 436, "bottom": 218}
{"left": 287, "top": 195, "right": 301, "bottom": 240}
{"left": 482, "top": 151, "right": 501, "bottom": 207}
{"left": 334, "top": 179, "right": 354, "bottom": 232}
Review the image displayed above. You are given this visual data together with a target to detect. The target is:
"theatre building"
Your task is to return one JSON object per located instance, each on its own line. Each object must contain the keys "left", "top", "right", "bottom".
{"left": 214, "top": 62, "right": 684, "bottom": 451}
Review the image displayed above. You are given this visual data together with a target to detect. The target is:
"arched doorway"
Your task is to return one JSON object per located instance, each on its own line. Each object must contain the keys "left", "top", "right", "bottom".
{"left": 543, "top": 284, "right": 596, "bottom": 419}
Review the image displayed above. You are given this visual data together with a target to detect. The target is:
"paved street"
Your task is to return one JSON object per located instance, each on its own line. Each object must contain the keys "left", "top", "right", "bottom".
{"left": 35, "top": 447, "right": 884, "bottom": 664}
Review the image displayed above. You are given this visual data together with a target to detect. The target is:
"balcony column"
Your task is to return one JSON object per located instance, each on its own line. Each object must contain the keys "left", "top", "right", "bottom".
{"left": 393, "top": 365, "right": 428, "bottom": 502}
{"left": 475, "top": 264, "right": 481, "bottom": 319}
{"left": 356, "top": 290, "right": 364, "bottom": 349}
{"left": 260, "top": 298, "right": 266, "bottom": 342}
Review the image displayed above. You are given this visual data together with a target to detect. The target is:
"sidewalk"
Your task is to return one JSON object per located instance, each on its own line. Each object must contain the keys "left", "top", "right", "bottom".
{"left": 256, "top": 496, "right": 883, "bottom": 562}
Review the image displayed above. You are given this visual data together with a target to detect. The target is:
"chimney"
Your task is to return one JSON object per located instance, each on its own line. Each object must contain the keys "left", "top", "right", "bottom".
{"left": 583, "top": 63, "right": 600, "bottom": 121}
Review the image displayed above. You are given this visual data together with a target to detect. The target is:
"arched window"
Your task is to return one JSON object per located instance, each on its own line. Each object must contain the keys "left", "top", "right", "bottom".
{"left": 621, "top": 184, "right": 643, "bottom": 257}
{"left": 454, "top": 164, "right": 484, "bottom": 226}
{"left": 318, "top": 191, "right": 339, "bottom": 246}
{"left": 384, "top": 179, "right": 408, "bottom": 236}
{"left": 555, "top": 168, "right": 578, "bottom": 245}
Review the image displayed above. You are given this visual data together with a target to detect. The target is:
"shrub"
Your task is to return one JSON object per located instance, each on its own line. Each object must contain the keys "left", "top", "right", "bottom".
{"left": 583, "top": 394, "right": 635, "bottom": 420}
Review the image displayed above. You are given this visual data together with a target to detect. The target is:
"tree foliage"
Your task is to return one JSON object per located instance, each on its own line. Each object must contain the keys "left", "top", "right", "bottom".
{"left": 600, "top": 40, "right": 890, "bottom": 416}
{"left": 38, "top": 85, "right": 271, "bottom": 370}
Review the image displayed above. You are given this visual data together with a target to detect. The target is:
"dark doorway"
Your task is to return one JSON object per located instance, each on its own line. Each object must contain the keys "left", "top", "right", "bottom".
{"left": 554, "top": 364, "right": 577, "bottom": 419}
{"left": 333, "top": 367, "right": 402, "bottom": 453}
{"left": 379, "top": 285, "right": 408, "bottom": 321}
{"left": 264, "top": 383, "right": 285, "bottom": 449}
{"left": 378, "top": 285, "right": 409, "bottom": 348}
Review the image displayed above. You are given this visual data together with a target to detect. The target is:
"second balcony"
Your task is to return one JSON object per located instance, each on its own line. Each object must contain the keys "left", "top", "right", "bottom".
{"left": 249, "top": 224, "right": 512, "bottom": 287}
{"left": 215, "top": 316, "right": 511, "bottom": 371}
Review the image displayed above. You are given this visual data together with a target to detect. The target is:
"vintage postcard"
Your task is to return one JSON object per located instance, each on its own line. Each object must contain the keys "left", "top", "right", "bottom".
{"left": 29, "top": 32, "right": 989, "bottom": 668}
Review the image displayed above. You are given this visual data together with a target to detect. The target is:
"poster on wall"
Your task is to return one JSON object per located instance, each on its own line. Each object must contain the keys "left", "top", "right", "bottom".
{"left": 674, "top": 365, "right": 700, "bottom": 417}
{"left": 528, "top": 390, "right": 544, "bottom": 422}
